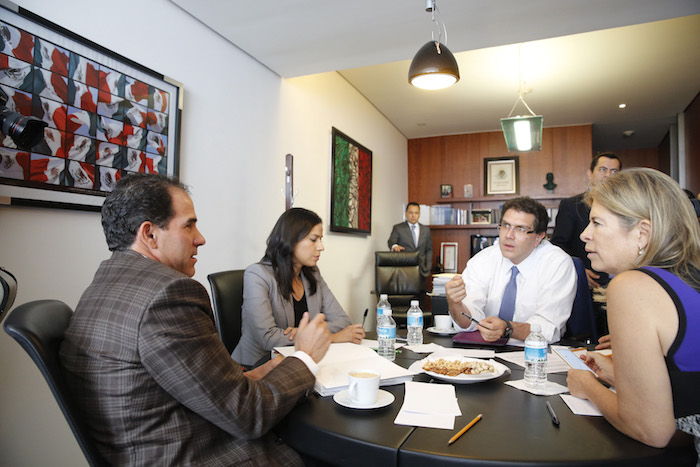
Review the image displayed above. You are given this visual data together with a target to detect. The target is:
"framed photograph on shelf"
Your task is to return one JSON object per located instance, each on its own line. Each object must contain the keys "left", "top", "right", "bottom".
{"left": 470, "top": 234, "right": 498, "bottom": 257}
{"left": 330, "top": 127, "right": 372, "bottom": 235}
{"left": 440, "top": 242, "right": 458, "bottom": 273}
{"left": 484, "top": 156, "right": 519, "bottom": 196}
{"left": 440, "top": 184, "right": 452, "bottom": 198}
{"left": 470, "top": 209, "right": 492, "bottom": 225}
{"left": 0, "top": 3, "right": 182, "bottom": 211}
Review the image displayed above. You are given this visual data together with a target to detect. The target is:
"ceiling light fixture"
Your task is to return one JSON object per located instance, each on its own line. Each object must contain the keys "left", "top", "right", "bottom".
{"left": 408, "top": 0, "right": 460, "bottom": 90}
{"left": 500, "top": 44, "right": 542, "bottom": 152}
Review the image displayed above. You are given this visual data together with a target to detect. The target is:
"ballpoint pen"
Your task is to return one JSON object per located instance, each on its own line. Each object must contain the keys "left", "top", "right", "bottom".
{"left": 461, "top": 312, "right": 492, "bottom": 331}
{"left": 361, "top": 308, "right": 368, "bottom": 328}
{"left": 546, "top": 401, "right": 560, "bottom": 427}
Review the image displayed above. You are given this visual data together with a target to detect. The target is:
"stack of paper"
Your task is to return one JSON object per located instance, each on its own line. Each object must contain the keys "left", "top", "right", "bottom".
{"left": 431, "top": 273, "right": 455, "bottom": 295}
{"left": 274, "top": 342, "right": 417, "bottom": 396}
{"left": 395, "top": 381, "right": 461, "bottom": 429}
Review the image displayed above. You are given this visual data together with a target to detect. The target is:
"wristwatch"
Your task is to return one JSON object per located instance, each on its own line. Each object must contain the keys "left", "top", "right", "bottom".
{"left": 502, "top": 320, "right": 513, "bottom": 339}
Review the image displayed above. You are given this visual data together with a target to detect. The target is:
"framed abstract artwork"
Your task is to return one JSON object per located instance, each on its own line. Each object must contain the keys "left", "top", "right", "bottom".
{"left": 330, "top": 127, "right": 372, "bottom": 234}
{"left": 0, "top": 1, "right": 182, "bottom": 211}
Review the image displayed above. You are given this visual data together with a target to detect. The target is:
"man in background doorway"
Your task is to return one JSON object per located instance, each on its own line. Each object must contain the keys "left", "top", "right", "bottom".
{"left": 388, "top": 202, "right": 433, "bottom": 287}
{"left": 551, "top": 153, "right": 622, "bottom": 334}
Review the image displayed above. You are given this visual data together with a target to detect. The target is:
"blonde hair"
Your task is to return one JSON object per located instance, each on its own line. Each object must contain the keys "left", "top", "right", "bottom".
{"left": 584, "top": 168, "right": 700, "bottom": 290}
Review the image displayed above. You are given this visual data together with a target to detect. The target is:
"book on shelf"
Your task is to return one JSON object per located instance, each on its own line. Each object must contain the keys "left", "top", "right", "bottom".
{"left": 274, "top": 342, "right": 417, "bottom": 396}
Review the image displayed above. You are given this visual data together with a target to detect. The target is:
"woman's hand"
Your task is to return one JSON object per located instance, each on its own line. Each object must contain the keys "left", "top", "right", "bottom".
{"left": 566, "top": 368, "right": 600, "bottom": 399}
{"left": 331, "top": 324, "right": 366, "bottom": 344}
{"left": 581, "top": 352, "right": 615, "bottom": 386}
{"left": 595, "top": 334, "right": 611, "bottom": 350}
{"left": 283, "top": 326, "right": 298, "bottom": 341}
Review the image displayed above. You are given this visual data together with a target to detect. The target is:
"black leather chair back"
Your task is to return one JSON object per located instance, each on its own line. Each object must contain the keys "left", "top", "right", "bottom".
{"left": 207, "top": 270, "right": 245, "bottom": 354}
{"left": 375, "top": 251, "right": 429, "bottom": 326}
{"left": 3, "top": 300, "right": 106, "bottom": 466}
{"left": 0, "top": 267, "right": 18, "bottom": 324}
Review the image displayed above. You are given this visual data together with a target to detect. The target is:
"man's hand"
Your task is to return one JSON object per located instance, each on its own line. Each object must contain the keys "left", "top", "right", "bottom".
{"left": 445, "top": 275, "right": 466, "bottom": 305}
{"left": 243, "top": 355, "right": 282, "bottom": 381}
{"left": 391, "top": 245, "right": 405, "bottom": 252}
{"left": 294, "top": 312, "right": 331, "bottom": 363}
{"left": 585, "top": 268, "right": 601, "bottom": 289}
{"left": 283, "top": 326, "right": 298, "bottom": 341}
{"left": 331, "top": 324, "right": 365, "bottom": 344}
{"left": 477, "top": 316, "right": 507, "bottom": 342}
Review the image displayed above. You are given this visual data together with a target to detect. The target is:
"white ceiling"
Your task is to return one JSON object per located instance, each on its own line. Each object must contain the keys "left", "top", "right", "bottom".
{"left": 171, "top": 0, "right": 700, "bottom": 152}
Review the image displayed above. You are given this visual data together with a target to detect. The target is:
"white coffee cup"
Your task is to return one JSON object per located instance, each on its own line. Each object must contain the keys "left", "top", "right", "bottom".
{"left": 347, "top": 369, "right": 380, "bottom": 405}
{"left": 434, "top": 315, "right": 453, "bottom": 331}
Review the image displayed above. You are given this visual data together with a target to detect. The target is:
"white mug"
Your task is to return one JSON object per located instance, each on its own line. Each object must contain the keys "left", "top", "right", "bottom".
{"left": 434, "top": 315, "right": 453, "bottom": 331}
{"left": 347, "top": 370, "right": 380, "bottom": 405}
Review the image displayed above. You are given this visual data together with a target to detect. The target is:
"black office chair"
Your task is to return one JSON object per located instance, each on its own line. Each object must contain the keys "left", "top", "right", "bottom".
{"left": 207, "top": 270, "right": 245, "bottom": 354}
{"left": 0, "top": 266, "right": 18, "bottom": 323}
{"left": 375, "top": 251, "right": 430, "bottom": 327}
{"left": 3, "top": 300, "right": 106, "bottom": 466}
{"left": 563, "top": 257, "right": 598, "bottom": 344}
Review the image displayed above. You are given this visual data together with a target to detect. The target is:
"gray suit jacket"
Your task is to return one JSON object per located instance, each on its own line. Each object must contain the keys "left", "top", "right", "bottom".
{"left": 60, "top": 250, "right": 313, "bottom": 466}
{"left": 233, "top": 262, "right": 351, "bottom": 366}
{"left": 388, "top": 221, "right": 433, "bottom": 277}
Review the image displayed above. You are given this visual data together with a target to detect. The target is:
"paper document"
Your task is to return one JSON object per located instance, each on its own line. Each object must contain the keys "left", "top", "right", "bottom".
{"left": 275, "top": 342, "right": 416, "bottom": 396}
{"left": 395, "top": 381, "right": 461, "bottom": 429}
{"left": 553, "top": 347, "right": 595, "bottom": 373}
{"left": 560, "top": 394, "right": 603, "bottom": 416}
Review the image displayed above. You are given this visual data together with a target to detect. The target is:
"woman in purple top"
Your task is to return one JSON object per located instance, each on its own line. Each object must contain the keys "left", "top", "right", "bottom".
{"left": 566, "top": 168, "right": 700, "bottom": 462}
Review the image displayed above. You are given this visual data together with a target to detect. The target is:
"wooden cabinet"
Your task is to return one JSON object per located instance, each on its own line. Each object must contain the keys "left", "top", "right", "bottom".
{"left": 408, "top": 125, "right": 593, "bottom": 272}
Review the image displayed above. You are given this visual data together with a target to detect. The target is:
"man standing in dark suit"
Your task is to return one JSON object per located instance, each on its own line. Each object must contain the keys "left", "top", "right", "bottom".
{"left": 551, "top": 153, "right": 622, "bottom": 290}
{"left": 60, "top": 173, "right": 330, "bottom": 466}
{"left": 388, "top": 202, "right": 433, "bottom": 284}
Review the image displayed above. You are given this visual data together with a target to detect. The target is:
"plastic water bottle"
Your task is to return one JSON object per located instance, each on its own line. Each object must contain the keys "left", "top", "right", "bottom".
{"left": 406, "top": 300, "right": 424, "bottom": 346}
{"left": 377, "top": 309, "right": 396, "bottom": 361}
{"left": 524, "top": 323, "right": 548, "bottom": 390}
{"left": 376, "top": 294, "right": 391, "bottom": 324}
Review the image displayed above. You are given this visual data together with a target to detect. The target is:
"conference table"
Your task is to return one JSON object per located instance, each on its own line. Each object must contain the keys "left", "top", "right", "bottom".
{"left": 275, "top": 332, "right": 696, "bottom": 466}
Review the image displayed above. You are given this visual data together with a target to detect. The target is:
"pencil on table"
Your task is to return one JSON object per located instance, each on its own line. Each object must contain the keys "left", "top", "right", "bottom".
{"left": 448, "top": 413, "right": 483, "bottom": 445}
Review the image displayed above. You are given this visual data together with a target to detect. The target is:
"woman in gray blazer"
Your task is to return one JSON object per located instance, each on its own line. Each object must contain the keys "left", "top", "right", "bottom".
{"left": 233, "top": 208, "right": 364, "bottom": 366}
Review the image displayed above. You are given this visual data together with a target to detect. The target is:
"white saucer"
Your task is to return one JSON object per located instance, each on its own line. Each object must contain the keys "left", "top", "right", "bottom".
{"left": 427, "top": 326, "right": 458, "bottom": 336}
{"left": 333, "top": 389, "right": 395, "bottom": 409}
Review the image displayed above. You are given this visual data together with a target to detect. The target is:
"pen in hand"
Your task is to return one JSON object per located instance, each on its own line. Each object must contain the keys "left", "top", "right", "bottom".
{"left": 546, "top": 401, "right": 560, "bottom": 427}
{"left": 461, "top": 312, "right": 492, "bottom": 331}
{"left": 361, "top": 308, "right": 368, "bottom": 328}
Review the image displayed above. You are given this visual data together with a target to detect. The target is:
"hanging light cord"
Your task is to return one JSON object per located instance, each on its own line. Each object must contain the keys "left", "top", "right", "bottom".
{"left": 427, "top": 0, "right": 448, "bottom": 52}
{"left": 507, "top": 44, "right": 536, "bottom": 118}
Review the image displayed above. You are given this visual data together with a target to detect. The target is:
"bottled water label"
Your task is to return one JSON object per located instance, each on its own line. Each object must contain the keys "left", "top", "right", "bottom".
{"left": 377, "top": 306, "right": 389, "bottom": 317}
{"left": 407, "top": 316, "right": 423, "bottom": 327}
{"left": 377, "top": 326, "right": 396, "bottom": 339}
{"left": 524, "top": 346, "right": 547, "bottom": 362}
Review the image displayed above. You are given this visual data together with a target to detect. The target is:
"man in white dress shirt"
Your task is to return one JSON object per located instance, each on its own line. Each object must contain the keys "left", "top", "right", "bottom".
{"left": 446, "top": 197, "right": 576, "bottom": 343}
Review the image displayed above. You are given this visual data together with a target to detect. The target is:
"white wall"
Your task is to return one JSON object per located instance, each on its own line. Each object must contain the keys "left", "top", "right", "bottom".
{"left": 0, "top": 1, "right": 408, "bottom": 465}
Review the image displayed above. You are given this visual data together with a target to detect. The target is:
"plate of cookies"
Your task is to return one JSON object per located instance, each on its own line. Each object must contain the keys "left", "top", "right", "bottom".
{"left": 409, "top": 354, "right": 509, "bottom": 384}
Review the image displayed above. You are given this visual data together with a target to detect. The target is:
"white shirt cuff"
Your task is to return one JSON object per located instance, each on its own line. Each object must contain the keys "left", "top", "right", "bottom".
{"left": 291, "top": 350, "right": 319, "bottom": 376}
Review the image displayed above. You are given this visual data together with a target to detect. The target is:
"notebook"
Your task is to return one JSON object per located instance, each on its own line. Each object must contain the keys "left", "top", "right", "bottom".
{"left": 452, "top": 330, "right": 508, "bottom": 347}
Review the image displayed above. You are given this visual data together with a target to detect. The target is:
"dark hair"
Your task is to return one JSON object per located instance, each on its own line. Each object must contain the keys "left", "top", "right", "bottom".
{"left": 501, "top": 197, "right": 549, "bottom": 234}
{"left": 263, "top": 208, "right": 323, "bottom": 299}
{"left": 590, "top": 152, "right": 622, "bottom": 172}
{"left": 101, "top": 173, "right": 188, "bottom": 251}
{"left": 406, "top": 202, "right": 420, "bottom": 210}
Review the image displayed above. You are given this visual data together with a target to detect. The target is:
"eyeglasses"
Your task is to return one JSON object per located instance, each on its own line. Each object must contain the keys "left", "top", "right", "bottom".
{"left": 498, "top": 222, "right": 535, "bottom": 236}
{"left": 596, "top": 166, "right": 619, "bottom": 175}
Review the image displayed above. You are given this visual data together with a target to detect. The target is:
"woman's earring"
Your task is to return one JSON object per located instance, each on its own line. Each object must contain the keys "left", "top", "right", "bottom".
{"left": 638, "top": 247, "right": 645, "bottom": 256}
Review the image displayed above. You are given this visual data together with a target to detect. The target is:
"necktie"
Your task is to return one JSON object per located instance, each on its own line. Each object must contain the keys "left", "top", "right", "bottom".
{"left": 410, "top": 223, "right": 418, "bottom": 247}
{"left": 499, "top": 266, "right": 519, "bottom": 321}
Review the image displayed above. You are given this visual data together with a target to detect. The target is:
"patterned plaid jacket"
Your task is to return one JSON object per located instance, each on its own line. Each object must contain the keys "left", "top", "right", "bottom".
{"left": 60, "top": 249, "right": 313, "bottom": 466}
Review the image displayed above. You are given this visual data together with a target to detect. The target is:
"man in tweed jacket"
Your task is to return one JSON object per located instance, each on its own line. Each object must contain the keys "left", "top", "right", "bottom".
{"left": 60, "top": 173, "right": 330, "bottom": 466}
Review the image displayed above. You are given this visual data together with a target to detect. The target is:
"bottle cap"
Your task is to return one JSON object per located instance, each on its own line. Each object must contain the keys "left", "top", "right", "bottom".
{"left": 380, "top": 294, "right": 388, "bottom": 300}
{"left": 383, "top": 309, "right": 392, "bottom": 316}
{"left": 411, "top": 300, "right": 419, "bottom": 307}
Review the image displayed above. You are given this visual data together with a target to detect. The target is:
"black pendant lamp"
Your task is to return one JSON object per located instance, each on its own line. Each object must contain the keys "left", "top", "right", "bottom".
{"left": 408, "top": 0, "right": 460, "bottom": 90}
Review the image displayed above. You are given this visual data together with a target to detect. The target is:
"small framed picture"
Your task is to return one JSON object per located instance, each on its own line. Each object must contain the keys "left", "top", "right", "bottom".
{"left": 440, "top": 184, "right": 453, "bottom": 198}
{"left": 471, "top": 209, "right": 492, "bottom": 225}
{"left": 440, "top": 242, "right": 459, "bottom": 273}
